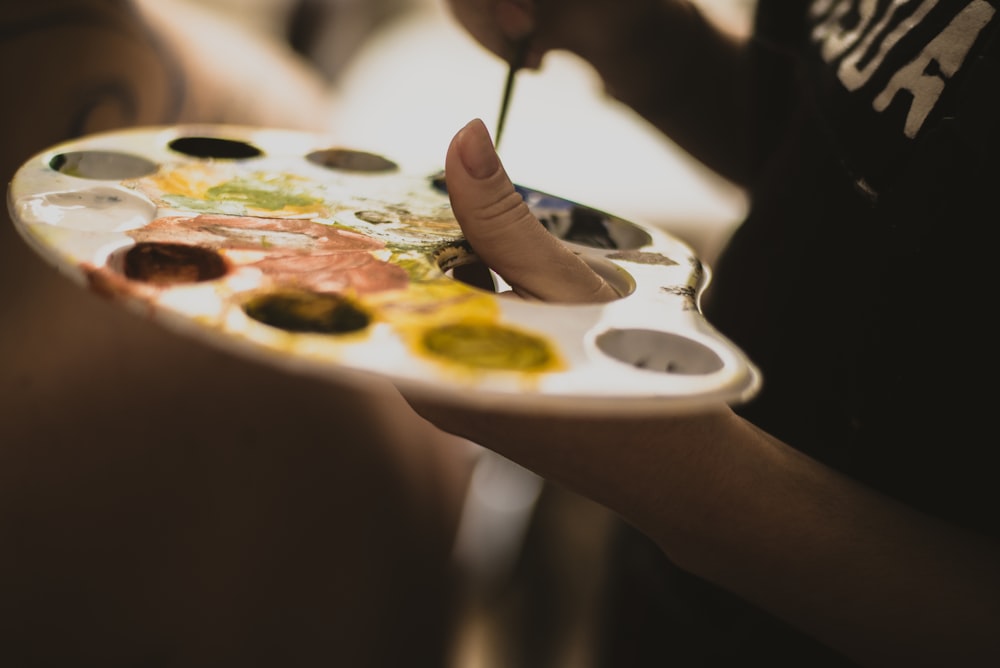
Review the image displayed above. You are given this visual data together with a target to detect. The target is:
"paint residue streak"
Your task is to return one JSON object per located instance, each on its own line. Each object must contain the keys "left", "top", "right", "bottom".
{"left": 125, "top": 214, "right": 409, "bottom": 295}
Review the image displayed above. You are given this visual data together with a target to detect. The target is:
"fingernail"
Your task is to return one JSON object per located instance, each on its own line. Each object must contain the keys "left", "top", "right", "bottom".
{"left": 457, "top": 119, "right": 500, "bottom": 180}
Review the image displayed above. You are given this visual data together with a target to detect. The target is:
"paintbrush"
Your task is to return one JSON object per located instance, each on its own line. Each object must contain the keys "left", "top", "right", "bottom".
{"left": 427, "top": 36, "right": 530, "bottom": 190}
{"left": 494, "top": 36, "right": 532, "bottom": 151}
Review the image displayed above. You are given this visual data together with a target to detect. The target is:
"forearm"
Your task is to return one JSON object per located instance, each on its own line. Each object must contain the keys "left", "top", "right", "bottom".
{"left": 658, "top": 413, "right": 1000, "bottom": 667}
{"left": 412, "top": 399, "right": 1000, "bottom": 666}
{"left": 555, "top": 2, "right": 754, "bottom": 184}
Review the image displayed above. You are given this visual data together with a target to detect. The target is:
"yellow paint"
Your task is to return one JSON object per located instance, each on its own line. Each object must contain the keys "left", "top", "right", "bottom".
{"left": 364, "top": 279, "right": 562, "bottom": 374}
{"left": 420, "top": 320, "right": 561, "bottom": 372}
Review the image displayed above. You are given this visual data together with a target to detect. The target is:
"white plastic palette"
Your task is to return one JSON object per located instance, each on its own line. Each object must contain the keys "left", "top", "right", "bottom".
{"left": 7, "top": 124, "right": 760, "bottom": 415}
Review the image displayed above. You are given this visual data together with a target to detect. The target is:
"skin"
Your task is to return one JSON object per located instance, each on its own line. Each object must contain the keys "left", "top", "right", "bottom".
{"left": 419, "top": 2, "right": 1000, "bottom": 663}
{"left": 444, "top": 0, "right": 753, "bottom": 183}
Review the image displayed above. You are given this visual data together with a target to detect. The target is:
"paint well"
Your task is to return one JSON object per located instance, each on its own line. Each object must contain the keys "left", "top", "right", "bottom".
{"left": 243, "top": 291, "right": 370, "bottom": 334}
{"left": 307, "top": 148, "right": 397, "bottom": 172}
{"left": 121, "top": 242, "right": 229, "bottom": 285}
{"left": 169, "top": 136, "right": 262, "bottom": 160}
{"left": 49, "top": 151, "right": 158, "bottom": 180}
{"left": 596, "top": 328, "right": 723, "bottom": 375}
{"left": 421, "top": 322, "right": 558, "bottom": 371}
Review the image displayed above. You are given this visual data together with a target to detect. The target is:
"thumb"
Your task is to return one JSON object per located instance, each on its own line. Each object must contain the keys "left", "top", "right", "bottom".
{"left": 444, "top": 118, "right": 618, "bottom": 303}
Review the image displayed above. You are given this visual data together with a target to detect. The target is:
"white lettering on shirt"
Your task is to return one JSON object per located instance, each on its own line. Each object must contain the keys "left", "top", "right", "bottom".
{"left": 810, "top": 0, "right": 996, "bottom": 138}
{"left": 873, "top": 1, "right": 995, "bottom": 137}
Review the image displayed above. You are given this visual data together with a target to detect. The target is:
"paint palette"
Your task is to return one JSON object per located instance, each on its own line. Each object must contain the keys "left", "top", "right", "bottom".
{"left": 7, "top": 124, "right": 760, "bottom": 415}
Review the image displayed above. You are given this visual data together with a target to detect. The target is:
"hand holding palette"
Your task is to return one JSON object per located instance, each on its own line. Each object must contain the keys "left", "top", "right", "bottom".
{"left": 7, "top": 125, "right": 760, "bottom": 415}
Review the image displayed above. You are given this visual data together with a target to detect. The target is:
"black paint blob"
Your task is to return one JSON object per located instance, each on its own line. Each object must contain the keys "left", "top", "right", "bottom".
{"left": 169, "top": 136, "right": 263, "bottom": 160}
{"left": 243, "top": 291, "right": 371, "bottom": 334}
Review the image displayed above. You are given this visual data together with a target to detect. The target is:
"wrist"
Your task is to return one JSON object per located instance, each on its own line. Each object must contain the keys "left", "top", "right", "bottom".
{"left": 554, "top": 2, "right": 703, "bottom": 96}
{"left": 555, "top": 1, "right": 751, "bottom": 182}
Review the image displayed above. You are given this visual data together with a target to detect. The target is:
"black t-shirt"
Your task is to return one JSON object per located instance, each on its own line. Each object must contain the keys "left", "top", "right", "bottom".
{"left": 598, "top": 1, "right": 1000, "bottom": 664}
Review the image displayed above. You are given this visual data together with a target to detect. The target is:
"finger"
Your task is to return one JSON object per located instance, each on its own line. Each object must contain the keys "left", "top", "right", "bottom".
{"left": 445, "top": 118, "right": 619, "bottom": 303}
{"left": 496, "top": 0, "right": 536, "bottom": 41}
{"left": 445, "top": 1, "right": 536, "bottom": 64}
{"left": 495, "top": 0, "right": 546, "bottom": 66}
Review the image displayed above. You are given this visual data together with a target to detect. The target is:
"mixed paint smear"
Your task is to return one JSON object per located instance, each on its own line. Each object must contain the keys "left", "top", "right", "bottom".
{"left": 140, "top": 165, "right": 330, "bottom": 218}
{"left": 95, "top": 156, "right": 563, "bottom": 374}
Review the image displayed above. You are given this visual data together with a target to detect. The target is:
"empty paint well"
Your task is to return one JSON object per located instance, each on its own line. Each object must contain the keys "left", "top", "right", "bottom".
{"left": 49, "top": 151, "right": 158, "bottom": 180}
{"left": 307, "top": 149, "right": 397, "bottom": 173}
{"left": 596, "top": 329, "right": 723, "bottom": 375}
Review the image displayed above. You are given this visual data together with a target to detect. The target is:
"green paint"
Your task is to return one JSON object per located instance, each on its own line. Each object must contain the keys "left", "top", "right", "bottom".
{"left": 422, "top": 323, "right": 556, "bottom": 371}
{"left": 204, "top": 179, "right": 321, "bottom": 211}
{"left": 161, "top": 177, "right": 323, "bottom": 213}
{"left": 161, "top": 195, "right": 225, "bottom": 213}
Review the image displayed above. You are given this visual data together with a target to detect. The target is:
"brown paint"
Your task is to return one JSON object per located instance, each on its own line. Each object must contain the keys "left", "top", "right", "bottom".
{"left": 122, "top": 242, "right": 228, "bottom": 285}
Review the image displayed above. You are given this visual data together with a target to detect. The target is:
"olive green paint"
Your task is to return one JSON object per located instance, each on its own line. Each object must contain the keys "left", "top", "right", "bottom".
{"left": 422, "top": 322, "right": 556, "bottom": 371}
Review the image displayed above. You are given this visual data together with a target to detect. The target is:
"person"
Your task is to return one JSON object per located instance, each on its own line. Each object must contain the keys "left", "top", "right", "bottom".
{"left": 3, "top": 2, "right": 998, "bottom": 667}
{"left": 409, "top": 0, "right": 1000, "bottom": 665}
